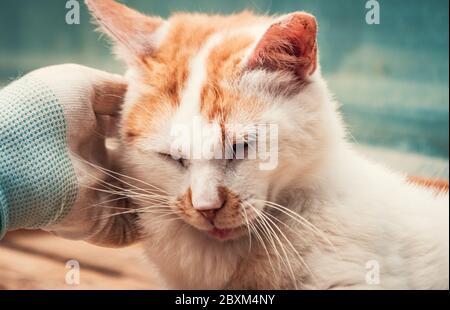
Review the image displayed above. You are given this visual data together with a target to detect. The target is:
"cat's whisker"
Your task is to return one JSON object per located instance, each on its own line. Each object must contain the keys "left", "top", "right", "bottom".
{"left": 70, "top": 151, "right": 169, "bottom": 196}
{"left": 138, "top": 205, "right": 178, "bottom": 213}
{"left": 136, "top": 203, "right": 173, "bottom": 209}
{"left": 75, "top": 164, "right": 168, "bottom": 200}
{"left": 252, "top": 221, "right": 284, "bottom": 281}
{"left": 255, "top": 214, "right": 284, "bottom": 275}
{"left": 140, "top": 210, "right": 183, "bottom": 215}
{"left": 87, "top": 203, "right": 176, "bottom": 217}
{"left": 80, "top": 184, "right": 127, "bottom": 196}
{"left": 257, "top": 199, "right": 336, "bottom": 253}
{"left": 94, "top": 205, "right": 178, "bottom": 222}
{"left": 128, "top": 194, "right": 172, "bottom": 204}
{"left": 86, "top": 193, "right": 172, "bottom": 210}
{"left": 259, "top": 209, "right": 314, "bottom": 280}
{"left": 242, "top": 201, "right": 279, "bottom": 278}
{"left": 248, "top": 203, "right": 297, "bottom": 286}
{"left": 85, "top": 203, "right": 129, "bottom": 211}
{"left": 263, "top": 210, "right": 309, "bottom": 245}
{"left": 261, "top": 202, "right": 328, "bottom": 243}
{"left": 85, "top": 196, "right": 129, "bottom": 209}
{"left": 80, "top": 185, "right": 170, "bottom": 206}
{"left": 149, "top": 209, "right": 182, "bottom": 216}
{"left": 80, "top": 182, "right": 172, "bottom": 203}
{"left": 240, "top": 204, "right": 253, "bottom": 253}
{"left": 139, "top": 210, "right": 183, "bottom": 219}
{"left": 96, "top": 175, "right": 170, "bottom": 201}
{"left": 94, "top": 209, "right": 139, "bottom": 221}
{"left": 146, "top": 212, "right": 184, "bottom": 228}
{"left": 246, "top": 200, "right": 312, "bottom": 288}
{"left": 247, "top": 202, "right": 284, "bottom": 271}
{"left": 245, "top": 202, "right": 283, "bottom": 273}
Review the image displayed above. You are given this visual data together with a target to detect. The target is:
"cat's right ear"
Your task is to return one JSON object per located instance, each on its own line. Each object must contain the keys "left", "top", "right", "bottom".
{"left": 85, "top": 0, "right": 166, "bottom": 64}
{"left": 246, "top": 12, "right": 318, "bottom": 81}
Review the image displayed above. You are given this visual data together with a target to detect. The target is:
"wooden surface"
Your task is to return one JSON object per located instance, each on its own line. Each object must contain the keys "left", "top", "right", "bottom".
{"left": 0, "top": 231, "right": 161, "bottom": 290}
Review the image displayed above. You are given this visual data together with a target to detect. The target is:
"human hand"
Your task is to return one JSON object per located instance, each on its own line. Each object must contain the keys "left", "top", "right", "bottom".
{"left": 0, "top": 64, "right": 139, "bottom": 247}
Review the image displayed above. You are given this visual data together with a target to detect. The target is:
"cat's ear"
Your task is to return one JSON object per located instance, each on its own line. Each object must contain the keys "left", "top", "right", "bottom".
{"left": 85, "top": 0, "right": 165, "bottom": 64}
{"left": 246, "top": 12, "right": 318, "bottom": 80}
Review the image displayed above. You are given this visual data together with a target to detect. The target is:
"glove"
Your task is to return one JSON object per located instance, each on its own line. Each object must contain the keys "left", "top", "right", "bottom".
{"left": 0, "top": 64, "right": 139, "bottom": 247}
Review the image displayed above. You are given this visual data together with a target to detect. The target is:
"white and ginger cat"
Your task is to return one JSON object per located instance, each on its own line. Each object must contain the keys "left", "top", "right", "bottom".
{"left": 86, "top": 0, "right": 449, "bottom": 289}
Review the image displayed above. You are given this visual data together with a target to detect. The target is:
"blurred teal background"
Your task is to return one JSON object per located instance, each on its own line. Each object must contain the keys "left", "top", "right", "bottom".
{"left": 0, "top": 0, "right": 448, "bottom": 163}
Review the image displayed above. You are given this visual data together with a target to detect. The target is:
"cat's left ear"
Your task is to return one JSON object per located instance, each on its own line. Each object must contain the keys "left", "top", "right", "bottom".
{"left": 85, "top": 0, "right": 166, "bottom": 64}
{"left": 246, "top": 12, "right": 318, "bottom": 80}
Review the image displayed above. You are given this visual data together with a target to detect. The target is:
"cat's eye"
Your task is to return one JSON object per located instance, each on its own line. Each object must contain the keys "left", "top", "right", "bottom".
{"left": 231, "top": 142, "right": 249, "bottom": 160}
{"left": 158, "top": 153, "right": 188, "bottom": 168}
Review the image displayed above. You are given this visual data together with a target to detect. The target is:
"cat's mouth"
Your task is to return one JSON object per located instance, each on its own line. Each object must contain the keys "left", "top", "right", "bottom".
{"left": 206, "top": 226, "right": 247, "bottom": 241}
{"left": 175, "top": 189, "right": 257, "bottom": 241}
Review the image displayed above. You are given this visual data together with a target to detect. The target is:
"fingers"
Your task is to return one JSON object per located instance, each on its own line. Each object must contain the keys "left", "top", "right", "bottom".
{"left": 85, "top": 202, "right": 142, "bottom": 248}
{"left": 27, "top": 64, "right": 128, "bottom": 116}
{"left": 92, "top": 72, "right": 128, "bottom": 116}
{"left": 48, "top": 160, "right": 142, "bottom": 247}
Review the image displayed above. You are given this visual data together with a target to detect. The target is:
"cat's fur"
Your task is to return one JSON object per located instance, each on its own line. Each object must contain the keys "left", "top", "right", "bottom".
{"left": 86, "top": 0, "right": 449, "bottom": 289}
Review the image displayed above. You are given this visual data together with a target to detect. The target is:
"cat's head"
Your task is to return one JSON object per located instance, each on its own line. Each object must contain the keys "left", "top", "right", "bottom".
{"left": 87, "top": 0, "right": 341, "bottom": 241}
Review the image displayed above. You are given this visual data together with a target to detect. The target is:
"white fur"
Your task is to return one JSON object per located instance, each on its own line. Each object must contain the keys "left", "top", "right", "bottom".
{"left": 176, "top": 33, "right": 224, "bottom": 120}
{"left": 118, "top": 20, "right": 449, "bottom": 290}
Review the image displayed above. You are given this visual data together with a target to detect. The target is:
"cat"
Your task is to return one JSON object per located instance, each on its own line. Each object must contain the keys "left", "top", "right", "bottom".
{"left": 86, "top": 0, "right": 449, "bottom": 289}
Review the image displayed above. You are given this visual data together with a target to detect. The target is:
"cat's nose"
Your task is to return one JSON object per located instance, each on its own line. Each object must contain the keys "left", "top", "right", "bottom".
{"left": 195, "top": 197, "right": 226, "bottom": 222}
{"left": 199, "top": 209, "right": 219, "bottom": 222}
